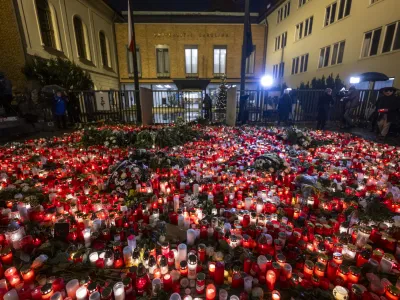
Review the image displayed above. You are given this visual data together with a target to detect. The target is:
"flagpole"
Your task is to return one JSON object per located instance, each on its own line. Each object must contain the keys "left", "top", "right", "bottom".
{"left": 129, "top": 0, "right": 142, "bottom": 123}
{"left": 239, "top": 0, "right": 250, "bottom": 122}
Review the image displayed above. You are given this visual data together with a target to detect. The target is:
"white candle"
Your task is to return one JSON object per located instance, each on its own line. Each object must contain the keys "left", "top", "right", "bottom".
{"left": 83, "top": 228, "right": 91, "bottom": 247}
{"left": 127, "top": 235, "right": 136, "bottom": 249}
{"left": 180, "top": 182, "right": 185, "bottom": 190}
{"left": 66, "top": 279, "right": 79, "bottom": 299}
{"left": 245, "top": 197, "right": 252, "bottom": 210}
{"left": 178, "top": 215, "right": 184, "bottom": 227}
{"left": 89, "top": 252, "right": 99, "bottom": 266}
{"left": 4, "top": 289, "right": 18, "bottom": 300}
{"left": 183, "top": 217, "right": 190, "bottom": 229}
{"left": 173, "top": 195, "right": 180, "bottom": 212}
{"left": 113, "top": 282, "right": 125, "bottom": 300}
{"left": 178, "top": 243, "right": 187, "bottom": 263}
{"left": 187, "top": 229, "right": 196, "bottom": 246}
{"left": 76, "top": 286, "right": 88, "bottom": 300}
{"left": 169, "top": 293, "right": 182, "bottom": 300}
{"left": 89, "top": 292, "right": 100, "bottom": 300}
{"left": 193, "top": 184, "right": 199, "bottom": 195}
{"left": 257, "top": 255, "right": 268, "bottom": 273}
{"left": 244, "top": 276, "right": 253, "bottom": 293}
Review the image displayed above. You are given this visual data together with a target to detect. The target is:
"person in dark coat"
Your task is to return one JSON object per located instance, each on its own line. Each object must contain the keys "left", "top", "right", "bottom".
{"left": 376, "top": 87, "right": 400, "bottom": 139}
{"left": 277, "top": 89, "right": 292, "bottom": 126}
{"left": 203, "top": 93, "right": 212, "bottom": 121}
{"left": 54, "top": 91, "right": 67, "bottom": 129}
{"left": 341, "top": 86, "right": 360, "bottom": 129}
{"left": 0, "top": 73, "right": 13, "bottom": 116}
{"left": 316, "top": 88, "right": 334, "bottom": 130}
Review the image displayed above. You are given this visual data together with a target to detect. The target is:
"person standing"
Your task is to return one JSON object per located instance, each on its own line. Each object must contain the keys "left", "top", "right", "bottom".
{"left": 0, "top": 73, "right": 13, "bottom": 116}
{"left": 342, "top": 86, "right": 360, "bottom": 129}
{"left": 316, "top": 88, "right": 334, "bottom": 130}
{"left": 376, "top": 87, "right": 400, "bottom": 140}
{"left": 277, "top": 89, "right": 292, "bottom": 126}
{"left": 54, "top": 91, "right": 67, "bottom": 129}
{"left": 203, "top": 93, "right": 212, "bottom": 121}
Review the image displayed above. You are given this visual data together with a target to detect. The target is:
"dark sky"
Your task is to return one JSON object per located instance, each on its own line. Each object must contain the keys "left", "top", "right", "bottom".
{"left": 104, "top": 0, "right": 271, "bottom": 13}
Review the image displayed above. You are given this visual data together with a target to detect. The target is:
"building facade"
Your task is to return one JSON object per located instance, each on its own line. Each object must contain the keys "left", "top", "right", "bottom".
{"left": 265, "top": 0, "right": 400, "bottom": 89}
{"left": 115, "top": 12, "right": 266, "bottom": 97}
{"left": 0, "top": 0, "right": 121, "bottom": 91}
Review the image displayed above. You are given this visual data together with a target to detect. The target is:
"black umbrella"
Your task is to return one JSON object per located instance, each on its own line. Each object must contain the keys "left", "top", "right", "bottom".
{"left": 359, "top": 72, "right": 389, "bottom": 82}
{"left": 41, "top": 85, "right": 66, "bottom": 94}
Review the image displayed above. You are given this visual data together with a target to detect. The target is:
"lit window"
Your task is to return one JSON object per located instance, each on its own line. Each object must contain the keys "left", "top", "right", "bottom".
{"left": 99, "top": 31, "right": 111, "bottom": 68}
{"left": 382, "top": 21, "right": 400, "bottom": 53}
{"left": 185, "top": 46, "right": 198, "bottom": 75}
{"left": 361, "top": 28, "right": 382, "bottom": 57}
{"left": 36, "top": 0, "right": 61, "bottom": 50}
{"left": 156, "top": 46, "right": 170, "bottom": 77}
{"left": 127, "top": 45, "right": 141, "bottom": 77}
{"left": 213, "top": 46, "right": 227, "bottom": 75}
{"left": 245, "top": 46, "right": 256, "bottom": 74}
{"left": 73, "top": 16, "right": 91, "bottom": 61}
{"left": 277, "top": 1, "right": 291, "bottom": 23}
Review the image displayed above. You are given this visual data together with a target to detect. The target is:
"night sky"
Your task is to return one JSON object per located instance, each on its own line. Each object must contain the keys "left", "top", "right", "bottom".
{"left": 104, "top": 0, "right": 272, "bottom": 13}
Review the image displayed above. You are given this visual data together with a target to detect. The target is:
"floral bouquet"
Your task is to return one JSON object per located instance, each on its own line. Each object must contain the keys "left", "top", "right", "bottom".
{"left": 253, "top": 153, "right": 289, "bottom": 173}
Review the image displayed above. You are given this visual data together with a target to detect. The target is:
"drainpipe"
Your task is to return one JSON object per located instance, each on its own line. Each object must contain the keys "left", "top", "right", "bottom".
{"left": 112, "top": 12, "right": 122, "bottom": 90}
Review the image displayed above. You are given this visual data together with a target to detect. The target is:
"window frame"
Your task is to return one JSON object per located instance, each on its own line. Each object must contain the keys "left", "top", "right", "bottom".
{"left": 361, "top": 27, "right": 382, "bottom": 58}
{"left": 99, "top": 31, "right": 112, "bottom": 69}
{"left": 324, "top": 0, "right": 351, "bottom": 27}
{"left": 275, "top": 32, "right": 287, "bottom": 50}
{"left": 292, "top": 53, "right": 308, "bottom": 74}
{"left": 298, "top": 0, "right": 308, "bottom": 8}
{"left": 382, "top": 21, "right": 400, "bottom": 53}
{"left": 35, "top": 0, "right": 62, "bottom": 51}
{"left": 213, "top": 45, "right": 227, "bottom": 76}
{"left": 319, "top": 40, "right": 345, "bottom": 68}
{"left": 127, "top": 45, "right": 141, "bottom": 77}
{"left": 73, "top": 16, "right": 91, "bottom": 61}
{"left": 155, "top": 45, "right": 170, "bottom": 78}
{"left": 245, "top": 46, "right": 256, "bottom": 75}
{"left": 277, "top": 1, "right": 291, "bottom": 24}
{"left": 184, "top": 45, "right": 199, "bottom": 76}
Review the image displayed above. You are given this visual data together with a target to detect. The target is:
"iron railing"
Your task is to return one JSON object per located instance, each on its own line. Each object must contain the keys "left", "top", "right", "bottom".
{"left": 58, "top": 89, "right": 383, "bottom": 125}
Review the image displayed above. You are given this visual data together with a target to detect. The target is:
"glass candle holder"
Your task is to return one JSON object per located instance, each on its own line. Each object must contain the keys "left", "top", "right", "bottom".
{"left": 188, "top": 254, "right": 198, "bottom": 280}
{"left": 205, "top": 284, "right": 216, "bottom": 300}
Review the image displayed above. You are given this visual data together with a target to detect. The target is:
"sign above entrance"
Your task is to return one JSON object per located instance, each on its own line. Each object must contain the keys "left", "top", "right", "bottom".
{"left": 153, "top": 32, "right": 230, "bottom": 38}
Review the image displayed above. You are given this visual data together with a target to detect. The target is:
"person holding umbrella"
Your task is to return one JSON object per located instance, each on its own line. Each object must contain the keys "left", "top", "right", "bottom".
{"left": 376, "top": 87, "right": 400, "bottom": 140}
{"left": 54, "top": 90, "right": 68, "bottom": 129}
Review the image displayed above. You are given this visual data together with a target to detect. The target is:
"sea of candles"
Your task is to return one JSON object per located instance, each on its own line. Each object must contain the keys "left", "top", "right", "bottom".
{"left": 0, "top": 125, "right": 398, "bottom": 299}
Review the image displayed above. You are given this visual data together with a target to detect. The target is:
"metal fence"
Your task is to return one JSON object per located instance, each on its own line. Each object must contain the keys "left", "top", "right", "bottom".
{"left": 65, "top": 89, "right": 381, "bottom": 125}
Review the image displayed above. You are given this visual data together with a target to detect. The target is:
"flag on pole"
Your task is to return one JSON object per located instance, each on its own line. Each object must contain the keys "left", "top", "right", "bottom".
{"left": 128, "top": 0, "right": 134, "bottom": 52}
{"left": 245, "top": 13, "right": 254, "bottom": 58}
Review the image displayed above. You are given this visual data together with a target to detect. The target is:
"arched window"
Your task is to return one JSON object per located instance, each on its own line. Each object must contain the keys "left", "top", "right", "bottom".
{"left": 99, "top": 31, "right": 111, "bottom": 68}
{"left": 36, "top": 0, "right": 60, "bottom": 50}
{"left": 73, "top": 16, "right": 91, "bottom": 61}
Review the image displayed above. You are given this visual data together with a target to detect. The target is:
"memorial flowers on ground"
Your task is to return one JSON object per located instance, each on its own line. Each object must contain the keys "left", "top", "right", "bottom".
{"left": 0, "top": 125, "right": 399, "bottom": 300}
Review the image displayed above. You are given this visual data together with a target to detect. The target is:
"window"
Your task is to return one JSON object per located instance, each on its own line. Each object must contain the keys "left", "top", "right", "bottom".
{"left": 291, "top": 53, "right": 308, "bottom": 74}
{"left": 319, "top": 41, "right": 345, "bottom": 68}
{"left": 296, "top": 17, "right": 313, "bottom": 41}
{"left": 325, "top": 2, "right": 337, "bottom": 26}
{"left": 273, "top": 63, "right": 285, "bottom": 78}
{"left": 127, "top": 46, "right": 141, "bottom": 76}
{"left": 277, "top": 1, "right": 291, "bottom": 23}
{"left": 213, "top": 46, "right": 227, "bottom": 75}
{"left": 99, "top": 31, "right": 111, "bottom": 68}
{"left": 331, "top": 41, "right": 346, "bottom": 65}
{"left": 156, "top": 47, "right": 170, "bottom": 77}
{"left": 245, "top": 47, "right": 256, "bottom": 74}
{"left": 382, "top": 21, "right": 400, "bottom": 53}
{"left": 275, "top": 32, "right": 287, "bottom": 50}
{"left": 185, "top": 46, "right": 198, "bottom": 75}
{"left": 370, "top": 0, "right": 382, "bottom": 4}
{"left": 361, "top": 28, "right": 382, "bottom": 57}
{"left": 73, "top": 16, "right": 91, "bottom": 60}
{"left": 298, "top": 0, "right": 309, "bottom": 8}
{"left": 325, "top": 0, "right": 351, "bottom": 27}
{"left": 36, "top": 0, "right": 60, "bottom": 50}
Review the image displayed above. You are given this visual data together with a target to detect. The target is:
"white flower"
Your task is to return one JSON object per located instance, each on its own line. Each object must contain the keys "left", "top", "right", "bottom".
{"left": 104, "top": 141, "right": 109, "bottom": 147}
{"left": 121, "top": 172, "right": 127, "bottom": 179}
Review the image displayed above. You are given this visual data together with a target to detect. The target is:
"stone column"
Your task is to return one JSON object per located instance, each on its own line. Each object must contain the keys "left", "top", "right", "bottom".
{"left": 226, "top": 87, "right": 237, "bottom": 126}
{"left": 140, "top": 87, "right": 153, "bottom": 125}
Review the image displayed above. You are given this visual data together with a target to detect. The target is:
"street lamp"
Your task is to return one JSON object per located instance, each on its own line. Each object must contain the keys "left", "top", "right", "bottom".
{"left": 261, "top": 75, "right": 274, "bottom": 88}
{"left": 350, "top": 77, "right": 361, "bottom": 84}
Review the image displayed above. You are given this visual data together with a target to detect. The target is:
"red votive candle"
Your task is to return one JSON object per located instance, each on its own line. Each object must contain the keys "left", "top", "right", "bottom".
{"left": 214, "top": 262, "right": 224, "bottom": 285}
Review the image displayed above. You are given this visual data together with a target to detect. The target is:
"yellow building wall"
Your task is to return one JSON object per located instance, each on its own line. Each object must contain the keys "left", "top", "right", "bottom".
{"left": 0, "top": 0, "right": 26, "bottom": 90}
{"left": 116, "top": 23, "right": 266, "bottom": 84}
{"left": 266, "top": 0, "right": 400, "bottom": 88}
